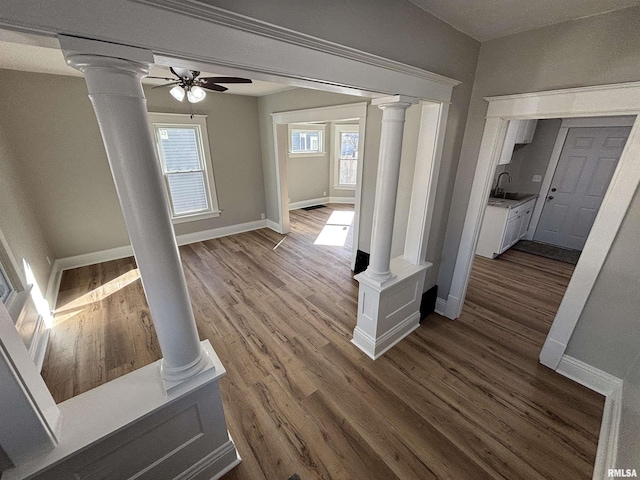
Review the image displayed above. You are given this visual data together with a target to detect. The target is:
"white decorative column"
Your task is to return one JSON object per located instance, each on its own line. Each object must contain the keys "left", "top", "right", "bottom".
{"left": 6, "top": 35, "right": 245, "bottom": 480}
{"left": 353, "top": 95, "right": 431, "bottom": 359}
{"left": 61, "top": 38, "right": 210, "bottom": 388}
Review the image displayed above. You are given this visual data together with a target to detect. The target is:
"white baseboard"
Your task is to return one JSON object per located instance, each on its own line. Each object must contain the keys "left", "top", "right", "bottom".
{"left": 54, "top": 219, "right": 269, "bottom": 272}
{"left": 329, "top": 196, "right": 355, "bottom": 204}
{"left": 435, "top": 297, "right": 447, "bottom": 316}
{"left": 266, "top": 220, "right": 281, "bottom": 233}
{"left": 352, "top": 312, "right": 420, "bottom": 360}
{"left": 55, "top": 245, "right": 134, "bottom": 272}
{"left": 556, "top": 355, "right": 622, "bottom": 396}
{"left": 288, "top": 197, "right": 329, "bottom": 210}
{"left": 555, "top": 355, "right": 623, "bottom": 480}
{"left": 174, "top": 434, "right": 241, "bottom": 480}
{"left": 176, "top": 219, "right": 267, "bottom": 246}
{"left": 443, "top": 294, "right": 460, "bottom": 319}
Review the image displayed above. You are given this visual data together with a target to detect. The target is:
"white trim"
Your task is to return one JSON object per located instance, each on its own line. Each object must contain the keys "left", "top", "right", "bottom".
{"left": 176, "top": 219, "right": 267, "bottom": 246}
{"left": 561, "top": 116, "right": 636, "bottom": 128}
{"left": 404, "top": 101, "right": 450, "bottom": 265}
{"left": 434, "top": 297, "right": 447, "bottom": 316}
{"left": 53, "top": 219, "right": 270, "bottom": 272}
{"left": 173, "top": 434, "right": 241, "bottom": 480}
{"left": 555, "top": 356, "right": 623, "bottom": 480}
{"left": 288, "top": 197, "right": 329, "bottom": 211}
{"left": 329, "top": 196, "right": 355, "bottom": 204}
{"left": 29, "top": 316, "right": 48, "bottom": 372}
{"left": 266, "top": 220, "right": 282, "bottom": 233}
{"left": 272, "top": 103, "right": 368, "bottom": 125}
{"left": 351, "top": 312, "right": 420, "bottom": 360}
{"left": 135, "top": 0, "right": 459, "bottom": 90}
{"left": 556, "top": 355, "right": 622, "bottom": 396}
{"left": 446, "top": 82, "right": 640, "bottom": 372}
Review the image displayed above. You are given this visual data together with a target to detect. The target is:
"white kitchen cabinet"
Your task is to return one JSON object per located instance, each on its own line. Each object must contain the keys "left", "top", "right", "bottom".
{"left": 476, "top": 198, "right": 537, "bottom": 258}
{"left": 498, "top": 119, "right": 538, "bottom": 165}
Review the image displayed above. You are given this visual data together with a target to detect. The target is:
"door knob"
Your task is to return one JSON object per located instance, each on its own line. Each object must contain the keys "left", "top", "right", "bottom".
{"left": 547, "top": 195, "right": 554, "bottom": 200}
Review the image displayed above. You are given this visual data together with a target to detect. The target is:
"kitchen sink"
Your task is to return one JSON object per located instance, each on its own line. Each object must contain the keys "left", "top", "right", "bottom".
{"left": 490, "top": 192, "right": 531, "bottom": 201}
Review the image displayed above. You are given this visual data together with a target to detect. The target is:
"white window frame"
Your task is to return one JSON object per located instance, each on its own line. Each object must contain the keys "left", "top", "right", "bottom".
{"left": 333, "top": 124, "right": 359, "bottom": 190}
{"left": 288, "top": 124, "right": 325, "bottom": 157}
{"left": 148, "top": 113, "right": 220, "bottom": 224}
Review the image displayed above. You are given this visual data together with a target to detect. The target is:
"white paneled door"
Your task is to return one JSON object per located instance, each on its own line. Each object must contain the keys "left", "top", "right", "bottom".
{"left": 534, "top": 126, "right": 631, "bottom": 250}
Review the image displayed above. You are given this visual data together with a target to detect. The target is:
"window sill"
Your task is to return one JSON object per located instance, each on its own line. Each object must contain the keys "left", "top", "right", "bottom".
{"left": 171, "top": 210, "right": 221, "bottom": 224}
{"left": 288, "top": 152, "right": 325, "bottom": 158}
{"left": 332, "top": 185, "right": 356, "bottom": 191}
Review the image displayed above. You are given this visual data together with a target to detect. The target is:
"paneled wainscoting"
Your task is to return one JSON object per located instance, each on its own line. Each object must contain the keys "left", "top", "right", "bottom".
{"left": 42, "top": 205, "right": 604, "bottom": 479}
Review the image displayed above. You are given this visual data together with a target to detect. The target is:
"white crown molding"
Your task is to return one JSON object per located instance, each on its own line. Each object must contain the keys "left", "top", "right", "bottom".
{"left": 133, "top": 0, "right": 459, "bottom": 89}
{"left": 271, "top": 102, "right": 368, "bottom": 125}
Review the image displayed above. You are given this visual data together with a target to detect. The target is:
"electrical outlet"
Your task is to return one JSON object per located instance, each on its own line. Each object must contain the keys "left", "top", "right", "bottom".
{"left": 532, "top": 174, "right": 542, "bottom": 183}
{"left": 260, "top": 213, "right": 265, "bottom": 220}
{"left": 323, "top": 191, "right": 327, "bottom": 196}
{"left": 288, "top": 197, "right": 291, "bottom": 203}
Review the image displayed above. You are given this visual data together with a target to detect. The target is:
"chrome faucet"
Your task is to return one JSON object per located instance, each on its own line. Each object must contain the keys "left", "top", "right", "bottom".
{"left": 493, "top": 171, "right": 511, "bottom": 198}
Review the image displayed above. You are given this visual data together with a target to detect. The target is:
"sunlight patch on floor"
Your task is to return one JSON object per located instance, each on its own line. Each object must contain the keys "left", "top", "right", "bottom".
{"left": 314, "top": 210, "right": 355, "bottom": 246}
{"left": 53, "top": 268, "right": 141, "bottom": 327}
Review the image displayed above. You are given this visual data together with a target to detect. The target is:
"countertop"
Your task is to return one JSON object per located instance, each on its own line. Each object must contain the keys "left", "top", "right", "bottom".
{"left": 487, "top": 193, "right": 538, "bottom": 209}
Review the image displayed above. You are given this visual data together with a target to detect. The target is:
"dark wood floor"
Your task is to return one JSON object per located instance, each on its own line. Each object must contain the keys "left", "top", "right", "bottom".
{"left": 42, "top": 204, "right": 604, "bottom": 479}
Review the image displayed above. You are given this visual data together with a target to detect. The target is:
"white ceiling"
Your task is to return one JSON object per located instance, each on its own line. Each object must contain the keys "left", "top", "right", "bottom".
{"left": 0, "top": 32, "right": 292, "bottom": 97}
{"left": 407, "top": 0, "right": 640, "bottom": 41}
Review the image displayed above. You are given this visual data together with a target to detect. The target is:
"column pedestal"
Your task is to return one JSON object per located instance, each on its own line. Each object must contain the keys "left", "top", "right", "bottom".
{"left": 353, "top": 257, "right": 430, "bottom": 359}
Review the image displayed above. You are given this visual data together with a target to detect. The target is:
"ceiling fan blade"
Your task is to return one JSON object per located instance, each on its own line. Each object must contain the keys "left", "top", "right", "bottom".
{"left": 201, "top": 76, "right": 252, "bottom": 84}
{"left": 170, "top": 67, "right": 194, "bottom": 80}
{"left": 146, "top": 76, "right": 175, "bottom": 81}
{"left": 200, "top": 81, "right": 228, "bottom": 92}
{"left": 151, "top": 81, "right": 180, "bottom": 89}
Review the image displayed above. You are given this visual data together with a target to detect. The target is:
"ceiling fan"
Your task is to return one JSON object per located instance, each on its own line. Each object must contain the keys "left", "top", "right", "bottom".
{"left": 148, "top": 67, "right": 252, "bottom": 103}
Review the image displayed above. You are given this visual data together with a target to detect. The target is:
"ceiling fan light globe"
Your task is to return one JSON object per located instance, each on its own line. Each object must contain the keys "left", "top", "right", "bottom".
{"left": 187, "top": 86, "right": 206, "bottom": 103}
{"left": 169, "top": 85, "right": 185, "bottom": 102}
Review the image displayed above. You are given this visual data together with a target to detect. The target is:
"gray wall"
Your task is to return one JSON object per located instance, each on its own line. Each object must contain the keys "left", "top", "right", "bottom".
{"left": 439, "top": 6, "right": 640, "bottom": 300}
{"left": 618, "top": 349, "right": 640, "bottom": 468}
{"left": 219, "top": 0, "right": 480, "bottom": 287}
{"left": 0, "top": 69, "right": 266, "bottom": 259}
{"left": 0, "top": 120, "right": 53, "bottom": 296}
{"left": 493, "top": 119, "right": 562, "bottom": 195}
{"left": 565, "top": 187, "right": 640, "bottom": 377}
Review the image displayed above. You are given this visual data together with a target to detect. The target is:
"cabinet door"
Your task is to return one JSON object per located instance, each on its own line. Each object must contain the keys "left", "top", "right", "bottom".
{"left": 518, "top": 205, "right": 534, "bottom": 239}
{"left": 513, "top": 119, "right": 538, "bottom": 144}
{"left": 522, "top": 120, "right": 538, "bottom": 143}
{"left": 498, "top": 121, "right": 519, "bottom": 165}
{"left": 501, "top": 216, "right": 520, "bottom": 253}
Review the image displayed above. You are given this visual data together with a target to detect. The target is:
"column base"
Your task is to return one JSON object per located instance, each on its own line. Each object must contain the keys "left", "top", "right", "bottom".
{"left": 161, "top": 345, "right": 215, "bottom": 393}
{"left": 3, "top": 340, "right": 241, "bottom": 480}
{"left": 352, "top": 257, "right": 431, "bottom": 360}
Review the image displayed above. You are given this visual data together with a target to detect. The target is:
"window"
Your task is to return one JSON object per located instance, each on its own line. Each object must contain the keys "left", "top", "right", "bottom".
{"left": 148, "top": 113, "right": 219, "bottom": 223}
{"left": 289, "top": 125, "right": 324, "bottom": 155}
{"left": 334, "top": 125, "right": 359, "bottom": 189}
{"left": 0, "top": 265, "right": 12, "bottom": 304}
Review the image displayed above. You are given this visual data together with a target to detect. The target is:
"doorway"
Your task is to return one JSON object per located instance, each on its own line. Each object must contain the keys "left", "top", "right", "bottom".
{"left": 444, "top": 83, "right": 640, "bottom": 372}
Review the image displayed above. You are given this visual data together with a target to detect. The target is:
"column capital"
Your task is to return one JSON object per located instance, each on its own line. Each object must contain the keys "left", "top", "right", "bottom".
{"left": 59, "top": 35, "right": 153, "bottom": 96}
{"left": 372, "top": 95, "right": 419, "bottom": 109}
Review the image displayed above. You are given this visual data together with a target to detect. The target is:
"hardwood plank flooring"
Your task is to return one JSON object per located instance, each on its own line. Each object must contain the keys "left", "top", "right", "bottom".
{"left": 41, "top": 204, "right": 604, "bottom": 479}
